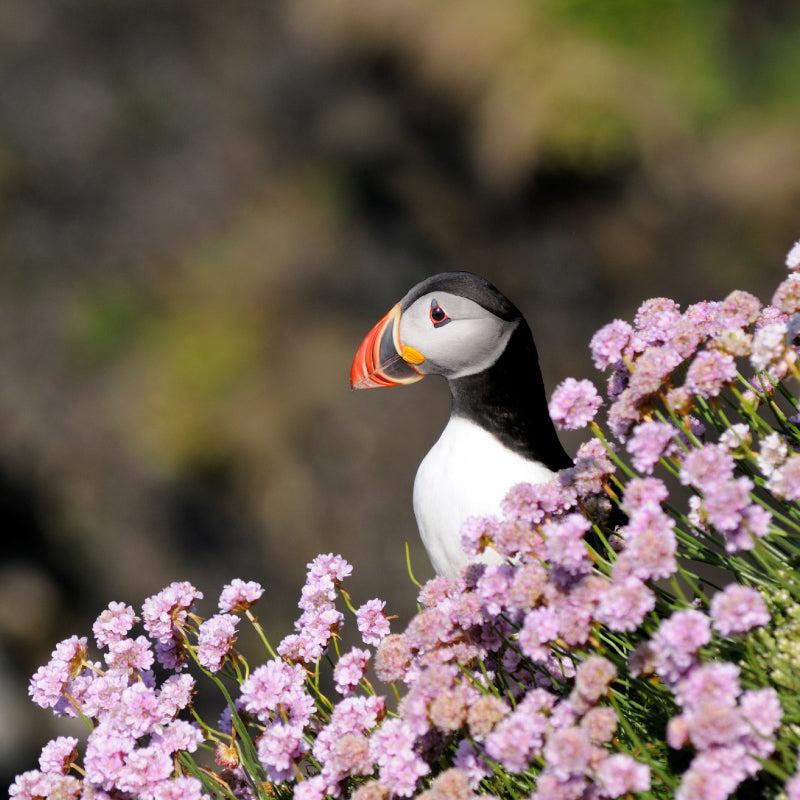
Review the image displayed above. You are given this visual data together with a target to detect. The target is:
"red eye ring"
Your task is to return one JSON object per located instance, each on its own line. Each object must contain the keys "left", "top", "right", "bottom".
{"left": 429, "top": 303, "right": 449, "bottom": 326}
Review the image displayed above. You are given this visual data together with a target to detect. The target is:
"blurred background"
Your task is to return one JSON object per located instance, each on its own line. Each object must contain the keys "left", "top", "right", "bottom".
{"left": 1, "top": 0, "right": 799, "bottom": 784}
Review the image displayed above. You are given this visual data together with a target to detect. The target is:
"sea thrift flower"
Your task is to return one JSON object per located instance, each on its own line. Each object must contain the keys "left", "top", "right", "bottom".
{"left": 197, "top": 614, "right": 239, "bottom": 672}
{"left": 543, "top": 726, "right": 592, "bottom": 780}
{"left": 627, "top": 346, "right": 682, "bottom": 401}
{"left": 768, "top": 454, "right": 800, "bottom": 500}
{"left": 467, "top": 695, "right": 509, "bottom": 739}
{"left": 651, "top": 610, "right": 711, "bottom": 684}
{"left": 141, "top": 581, "right": 203, "bottom": 644}
{"left": 369, "top": 718, "right": 430, "bottom": 797}
{"left": 544, "top": 514, "right": 591, "bottom": 575}
{"left": 626, "top": 421, "right": 676, "bottom": 474}
{"left": 710, "top": 584, "right": 770, "bottom": 636}
{"left": 485, "top": 707, "right": 546, "bottom": 773}
{"left": 549, "top": 378, "right": 603, "bottom": 430}
{"left": 634, "top": 297, "right": 681, "bottom": 346}
{"left": 720, "top": 423, "right": 752, "bottom": 452}
{"left": 240, "top": 659, "right": 309, "bottom": 723}
{"left": 685, "top": 349, "right": 737, "bottom": 398}
{"left": 153, "top": 776, "right": 209, "bottom": 800}
{"left": 460, "top": 515, "right": 500, "bottom": 556}
{"left": 787, "top": 239, "right": 800, "bottom": 270}
{"left": 257, "top": 723, "right": 308, "bottom": 782}
{"left": 356, "top": 598, "right": 391, "bottom": 646}
{"left": 93, "top": 602, "right": 137, "bottom": 649}
{"left": 590, "top": 320, "right": 633, "bottom": 370}
{"left": 574, "top": 656, "right": 616, "bottom": 703}
{"left": 679, "top": 444, "right": 734, "bottom": 489}
{"left": 117, "top": 745, "right": 173, "bottom": 798}
{"left": 773, "top": 274, "right": 800, "bottom": 314}
{"left": 621, "top": 477, "right": 668, "bottom": 514}
{"left": 595, "top": 577, "right": 655, "bottom": 632}
{"left": 105, "top": 635, "right": 155, "bottom": 672}
{"left": 334, "top": 648, "right": 370, "bottom": 695}
{"left": 751, "top": 322, "right": 789, "bottom": 371}
{"left": 38, "top": 736, "right": 78, "bottom": 775}
{"left": 374, "top": 634, "right": 412, "bottom": 683}
{"left": 218, "top": 579, "right": 264, "bottom": 613}
{"left": 758, "top": 432, "right": 788, "bottom": 476}
{"left": 596, "top": 754, "right": 651, "bottom": 797}
{"left": 580, "top": 707, "right": 617, "bottom": 743}
{"left": 740, "top": 688, "right": 782, "bottom": 737}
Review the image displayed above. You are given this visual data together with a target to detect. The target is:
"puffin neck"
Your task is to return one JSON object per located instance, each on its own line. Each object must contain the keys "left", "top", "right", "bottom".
{"left": 445, "top": 322, "right": 573, "bottom": 470}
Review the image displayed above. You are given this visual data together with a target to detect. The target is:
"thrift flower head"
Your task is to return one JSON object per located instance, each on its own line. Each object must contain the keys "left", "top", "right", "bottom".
{"left": 590, "top": 320, "right": 633, "bottom": 370}
{"left": 93, "top": 602, "right": 137, "bottom": 649}
{"left": 787, "top": 239, "right": 800, "bottom": 271}
{"left": 460, "top": 515, "right": 499, "bottom": 557}
{"left": 685, "top": 349, "right": 737, "bottom": 398}
{"left": 197, "top": 614, "right": 239, "bottom": 672}
{"left": 356, "top": 598, "right": 391, "bottom": 646}
{"left": 142, "top": 581, "right": 203, "bottom": 644}
{"left": 38, "top": 736, "right": 78, "bottom": 775}
{"left": 626, "top": 421, "right": 676, "bottom": 474}
{"left": 218, "top": 579, "right": 264, "bottom": 613}
{"left": 596, "top": 754, "right": 651, "bottom": 797}
{"left": 549, "top": 378, "right": 602, "bottom": 430}
{"left": 574, "top": 656, "right": 616, "bottom": 703}
{"left": 334, "top": 648, "right": 370, "bottom": 696}
{"left": 710, "top": 584, "right": 770, "bottom": 636}
{"left": 595, "top": 577, "right": 655, "bottom": 633}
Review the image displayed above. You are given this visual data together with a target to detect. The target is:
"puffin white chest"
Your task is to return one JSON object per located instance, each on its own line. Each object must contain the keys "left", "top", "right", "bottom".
{"left": 413, "top": 415, "right": 554, "bottom": 578}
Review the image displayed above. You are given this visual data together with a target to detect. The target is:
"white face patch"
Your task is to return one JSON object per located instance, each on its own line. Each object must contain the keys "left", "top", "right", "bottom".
{"left": 399, "top": 291, "right": 518, "bottom": 378}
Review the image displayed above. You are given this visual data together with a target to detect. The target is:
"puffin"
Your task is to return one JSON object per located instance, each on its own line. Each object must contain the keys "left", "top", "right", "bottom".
{"left": 350, "top": 272, "right": 572, "bottom": 578}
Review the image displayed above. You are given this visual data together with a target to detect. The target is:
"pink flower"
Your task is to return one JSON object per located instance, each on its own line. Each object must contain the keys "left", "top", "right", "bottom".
{"left": 621, "top": 477, "right": 668, "bottom": 515}
{"left": 740, "top": 688, "right": 782, "bottom": 738}
{"left": 519, "top": 607, "right": 559, "bottom": 656}
{"left": 626, "top": 421, "right": 676, "bottom": 474}
{"left": 104, "top": 636, "right": 154, "bottom": 672}
{"left": 751, "top": 322, "right": 789, "bottom": 371}
{"left": 590, "top": 320, "right": 634, "bottom": 370}
{"left": 369, "top": 719, "right": 429, "bottom": 797}
{"left": 356, "top": 598, "right": 391, "bottom": 646}
{"left": 549, "top": 378, "right": 603, "bottom": 430}
{"left": 117, "top": 746, "right": 173, "bottom": 799}
{"left": 374, "top": 634, "right": 411, "bottom": 683}
{"left": 153, "top": 776, "right": 210, "bottom": 800}
{"left": 651, "top": 610, "right": 711, "bottom": 684}
{"left": 334, "top": 648, "right": 371, "bottom": 695}
{"left": 595, "top": 577, "right": 654, "bottom": 632}
{"left": 710, "top": 584, "right": 770, "bottom": 636}
{"left": 768, "top": 454, "right": 800, "bottom": 501}
{"left": 485, "top": 708, "right": 547, "bottom": 773}
{"left": 773, "top": 274, "right": 800, "bottom": 314}
{"left": 685, "top": 350, "right": 737, "bottom": 398}
{"left": 544, "top": 514, "right": 591, "bottom": 575}
{"left": 197, "top": 614, "right": 239, "bottom": 672}
{"left": 574, "top": 656, "right": 616, "bottom": 703}
{"left": 93, "top": 602, "right": 138, "bottom": 649}
{"left": 679, "top": 445, "right": 734, "bottom": 490}
{"left": 218, "top": 579, "right": 264, "bottom": 613}
{"left": 596, "top": 754, "right": 651, "bottom": 797}
{"left": 257, "top": 723, "right": 308, "bottom": 782}
{"left": 141, "top": 582, "right": 203, "bottom": 644}
{"left": 158, "top": 673, "right": 195, "bottom": 717}
{"left": 38, "top": 736, "right": 78, "bottom": 775}
{"left": 151, "top": 719, "right": 204, "bottom": 754}
{"left": 460, "top": 515, "right": 500, "bottom": 556}
{"left": 674, "top": 662, "right": 741, "bottom": 709}
{"left": 634, "top": 297, "right": 682, "bottom": 346}
{"left": 240, "top": 659, "right": 310, "bottom": 724}
{"left": 543, "top": 726, "right": 592, "bottom": 780}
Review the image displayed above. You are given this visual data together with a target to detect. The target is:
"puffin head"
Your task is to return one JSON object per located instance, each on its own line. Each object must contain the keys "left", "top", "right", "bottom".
{"left": 350, "top": 272, "right": 522, "bottom": 389}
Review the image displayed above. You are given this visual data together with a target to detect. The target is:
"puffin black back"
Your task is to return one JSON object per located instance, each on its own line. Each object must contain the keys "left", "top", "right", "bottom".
{"left": 447, "top": 318, "right": 573, "bottom": 472}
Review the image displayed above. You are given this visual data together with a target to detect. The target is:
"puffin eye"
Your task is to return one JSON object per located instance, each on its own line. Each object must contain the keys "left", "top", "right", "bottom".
{"left": 429, "top": 300, "right": 450, "bottom": 327}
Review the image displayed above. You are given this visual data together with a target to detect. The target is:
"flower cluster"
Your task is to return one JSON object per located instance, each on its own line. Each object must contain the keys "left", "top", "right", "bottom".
{"left": 13, "top": 242, "right": 800, "bottom": 800}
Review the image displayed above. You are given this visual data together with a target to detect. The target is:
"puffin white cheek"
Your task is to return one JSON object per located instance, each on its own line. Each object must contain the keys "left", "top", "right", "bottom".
{"left": 421, "top": 318, "right": 513, "bottom": 377}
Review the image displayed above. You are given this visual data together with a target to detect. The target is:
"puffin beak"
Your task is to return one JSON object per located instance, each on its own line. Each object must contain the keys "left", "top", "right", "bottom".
{"left": 350, "top": 303, "right": 425, "bottom": 390}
